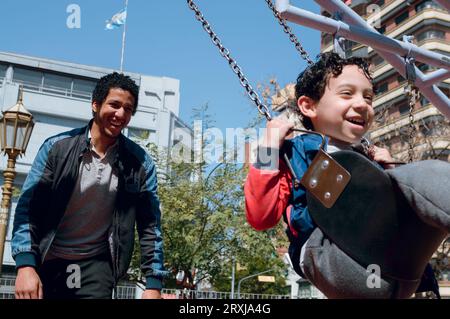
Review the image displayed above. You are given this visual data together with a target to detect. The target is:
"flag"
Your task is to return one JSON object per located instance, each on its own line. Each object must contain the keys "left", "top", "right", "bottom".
{"left": 105, "top": 8, "right": 127, "bottom": 30}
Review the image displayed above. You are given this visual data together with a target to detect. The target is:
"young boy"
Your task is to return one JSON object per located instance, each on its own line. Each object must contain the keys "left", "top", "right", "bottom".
{"left": 244, "top": 52, "right": 447, "bottom": 298}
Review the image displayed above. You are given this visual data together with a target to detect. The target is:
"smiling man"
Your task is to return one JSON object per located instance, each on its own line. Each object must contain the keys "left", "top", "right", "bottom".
{"left": 11, "top": 72, "right": 167, "bottom": 299}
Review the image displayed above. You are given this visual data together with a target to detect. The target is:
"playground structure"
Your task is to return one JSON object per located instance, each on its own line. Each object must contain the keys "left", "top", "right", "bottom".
{"left": 275, "top": 0, "right": 449, "bottom": 120}
{"left": 187, "top": 0, "right": 450, "bottom": 298}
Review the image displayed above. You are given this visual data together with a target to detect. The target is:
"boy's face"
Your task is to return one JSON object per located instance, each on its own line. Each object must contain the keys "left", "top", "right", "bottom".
{"left": 301, "top": 65, "right": 374, "bottom": 144}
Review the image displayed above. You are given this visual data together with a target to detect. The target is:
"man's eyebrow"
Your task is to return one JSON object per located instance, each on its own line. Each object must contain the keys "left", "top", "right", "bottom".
{"left": 106, "top": 98, "right": 123, "bottom": 104}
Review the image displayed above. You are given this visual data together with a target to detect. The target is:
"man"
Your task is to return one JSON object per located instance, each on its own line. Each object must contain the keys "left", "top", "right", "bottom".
{"left": 11, "top": 72, "right": 167, "bottom": 299}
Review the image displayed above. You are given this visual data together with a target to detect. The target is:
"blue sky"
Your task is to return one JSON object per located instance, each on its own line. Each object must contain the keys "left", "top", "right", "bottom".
{"left": 0, "top": 0, "right": 322, "bottom": 131}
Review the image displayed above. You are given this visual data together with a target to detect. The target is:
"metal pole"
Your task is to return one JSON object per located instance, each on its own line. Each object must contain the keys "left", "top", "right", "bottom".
{"left": 314, "top": 0, "right": 450, "bottom": 85}
{"left": 237, "top": 268, "right": 273, "bottom": 299}
{"left": 421, "top": 69, "right": 450, "bottom": 86}
{"left": 313, "top": 0, "right": 450, "bottom": 120}
{"left": 230, "top": 258, "right": 235, "bottom": 299}
{"left": 120, "top": 0, "right": 129, "bottom": 72}
{"left": 277, "top": 4, "right": 450, "bottom": 71}
{"left": 0, "top": 152, "right": 19, "bottom": 274}
{"left": 274, "top": 0, "right": 450, "bottom": 120}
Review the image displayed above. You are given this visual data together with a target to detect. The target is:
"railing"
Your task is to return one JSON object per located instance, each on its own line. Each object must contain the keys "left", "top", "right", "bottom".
{"left": 10, "top": 79, "right": 92, "bottom": 101}
{"left": 0, "top": 277, "right": 293, "bottom": 299}
{"left": 0, "top": 275, "right": 16, "bottom": 299}
{"left": 159, "top": 288, "right": 290, "bottom": 300}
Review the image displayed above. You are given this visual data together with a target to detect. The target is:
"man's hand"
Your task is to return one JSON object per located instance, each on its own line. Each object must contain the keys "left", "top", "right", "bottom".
{"left": 141, "top": 289, "right": 162, "bottom": 299}
{"left": 369, "top": 145, "right": 396, "bottom": 169}
{"left": 261, "top": 118, "right": 294, "bottom": 149}
{"left": 15, "top": 266, "right": 43, "bottom": 299}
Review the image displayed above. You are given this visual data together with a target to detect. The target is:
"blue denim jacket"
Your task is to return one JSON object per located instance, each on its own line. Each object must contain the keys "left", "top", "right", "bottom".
{"left": 281, "top": 133, "right": 327, "bottom": 277}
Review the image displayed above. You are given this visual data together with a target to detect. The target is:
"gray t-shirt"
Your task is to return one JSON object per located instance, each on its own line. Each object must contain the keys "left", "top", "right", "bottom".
{"left": 47, "top": 137, "right": 119, "bottom": 261}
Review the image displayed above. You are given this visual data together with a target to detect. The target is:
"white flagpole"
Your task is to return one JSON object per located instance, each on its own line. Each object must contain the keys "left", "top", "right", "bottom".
{"left": 120, "top": 0, "right": 129, "bottom": 73}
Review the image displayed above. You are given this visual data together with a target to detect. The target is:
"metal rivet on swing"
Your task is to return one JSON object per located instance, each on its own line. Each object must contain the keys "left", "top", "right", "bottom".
{"left": 324, "top": 192, "right": 331, "bottom": 200}
{"left": 336, "top": 174, "right": 343, "bottom": 183}
{"left": 310, "top": 179, "right": 318, "bottom": 188}
{"left": 321, "top": 160, "right": 329, "bottom": 169}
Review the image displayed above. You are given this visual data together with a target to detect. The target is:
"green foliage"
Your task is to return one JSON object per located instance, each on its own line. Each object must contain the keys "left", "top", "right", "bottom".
{"left": 129, "top": 105, "right": 289, "bottom": 295}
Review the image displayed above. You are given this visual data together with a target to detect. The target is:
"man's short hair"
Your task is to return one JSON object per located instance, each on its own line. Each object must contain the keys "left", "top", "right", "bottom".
{"left": 294, "top": 52, "right": 373, "bottom": 130}
{"left": 92, "top": 72, "right": 139, "bottom": 115}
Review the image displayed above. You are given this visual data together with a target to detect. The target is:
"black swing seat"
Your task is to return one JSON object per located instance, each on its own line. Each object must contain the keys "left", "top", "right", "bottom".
{"left": 306, "top": 150, "right": 447, "bottom": 289}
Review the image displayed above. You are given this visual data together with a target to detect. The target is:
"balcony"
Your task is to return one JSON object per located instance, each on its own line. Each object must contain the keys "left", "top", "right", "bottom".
{"left": 369, "top": 104, "right": 442, "bottom": 139}
{"left": 322, "top": 7, "right": 450, "bottom": 54}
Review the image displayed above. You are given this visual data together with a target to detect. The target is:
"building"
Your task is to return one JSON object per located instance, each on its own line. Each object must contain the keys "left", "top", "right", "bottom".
{"left": 271, "top": 0, "right": 449, "bottom": 298}
{"left": 0, "top": 51, "right": 192, "bottom": 298}
{"left": 321, "top": 0, "right": 450, "bottom": 163}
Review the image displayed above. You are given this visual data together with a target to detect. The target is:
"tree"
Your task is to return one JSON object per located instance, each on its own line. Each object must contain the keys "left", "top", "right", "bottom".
{"left": 128, "top": 105, "right": 289, "bottom": 296}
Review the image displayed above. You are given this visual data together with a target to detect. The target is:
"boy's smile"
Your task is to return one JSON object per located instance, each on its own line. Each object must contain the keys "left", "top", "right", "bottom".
{"left": 299, "top": 65, "right": 375, "bottom": 144}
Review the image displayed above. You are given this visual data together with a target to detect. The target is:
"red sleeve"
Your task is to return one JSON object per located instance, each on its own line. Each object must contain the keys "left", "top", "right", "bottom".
{"left": 244, "top": 160, "right": 292, "bottom": 231}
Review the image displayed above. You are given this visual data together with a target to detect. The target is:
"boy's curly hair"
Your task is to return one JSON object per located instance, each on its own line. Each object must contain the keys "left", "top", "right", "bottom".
{"left": 294, "top": 52, "right": 373, "bottom": 130}
{"left": 92, "top": 72, "right": 139, "bottom": 116}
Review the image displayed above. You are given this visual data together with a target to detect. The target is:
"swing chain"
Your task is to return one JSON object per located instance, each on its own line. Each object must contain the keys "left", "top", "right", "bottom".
{"left": 403, "top": 38, "right": 419, "bottom": 163}
{"left": 187, "top": 0, "right": 272, "bottom": 121}
{"left": 405, "top": 81, "right": 419, "bottom": 163}
{"left": 265, "top": 0, "right": 314, "bottom": 65}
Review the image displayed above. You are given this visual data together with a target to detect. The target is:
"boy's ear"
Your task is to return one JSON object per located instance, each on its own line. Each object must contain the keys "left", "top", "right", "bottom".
{"left": 297, "top": 95, "right": 318, "bottom": 119}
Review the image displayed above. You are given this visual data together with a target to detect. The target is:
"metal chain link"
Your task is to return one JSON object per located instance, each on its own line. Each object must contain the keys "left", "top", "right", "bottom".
{"left": 265, "top": 0, "right": 314, "bottom": 66}
{"left": 187, "top": 0, "right": 272, "bottom": 121}
{"left": 405, "top": 82, "right": 419, "bottom": 163}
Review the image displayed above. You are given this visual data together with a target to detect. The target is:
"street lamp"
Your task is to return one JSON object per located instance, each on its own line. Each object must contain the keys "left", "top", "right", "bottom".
{"left": 0, "top": 86, "right": 34, "bottom": 274}
{"left": 237, "top": 268, "right": 274, "bottom": 299}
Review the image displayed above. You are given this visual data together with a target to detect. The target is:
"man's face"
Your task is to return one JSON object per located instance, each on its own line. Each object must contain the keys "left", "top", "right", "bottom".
{"left": 92, "top": 88, "right": 135, "bottom": 139}
{"left": 308, "top": 65, "right": 375, "bottom": 144}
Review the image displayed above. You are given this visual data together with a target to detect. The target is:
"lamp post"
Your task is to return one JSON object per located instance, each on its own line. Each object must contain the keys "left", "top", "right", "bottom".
{"left": 237, "top": 268, "right": 274, "bottom": 299}
{"left": 0, "top": 86, "right": 34, "bottom": 274}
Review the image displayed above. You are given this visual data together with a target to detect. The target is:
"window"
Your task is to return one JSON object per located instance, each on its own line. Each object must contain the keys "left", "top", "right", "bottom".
{"left": 322, "top": 33, "right": 333, "bottom": 46}
{"left": 376, "top": 0, "right": 385, "bottom": 6}
{"left": 0, "top": 64, "right": 7, "bottom": 79}
{"left": 13, "top": 67, "right": 43, "bottom": 90}
{"left": 375, "top": 25, "right": 386, "bottom": 34}
{"left": 11, "top": 66, "right": 97, "bottom": 100}
{"left": 397, "top": 75, "right": 405, "bottom": 84}
{"left": 416, "top": 29, "right": 445, "bottom": 42}
{"left": 376, "top": 82, "right": 388, "bottom": 95}
{"left": 399, "top": 103, "right": 410, "bottom": 115}
{"left": 0, "top": 64, "right": 8, "bottom": 86}
{"left": 420, "top": 97, "right": 430, "bottom": 106}
{"left": 72, "top": 78, "right": 96, "bottom": 99}
{"left": 43, "top": 72, "right": 72, "bottom": 94}
{"left": 394, "top": 11, "right": 409, "bottom": 25}
{"left": 416, "top": 0, "right": 443, "bottom": 13}
{"left": 418, "top": 63, "right": 438, "bottom": 72}
{"left": 372, "top": 55, "right": 384, "bottom": 66}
